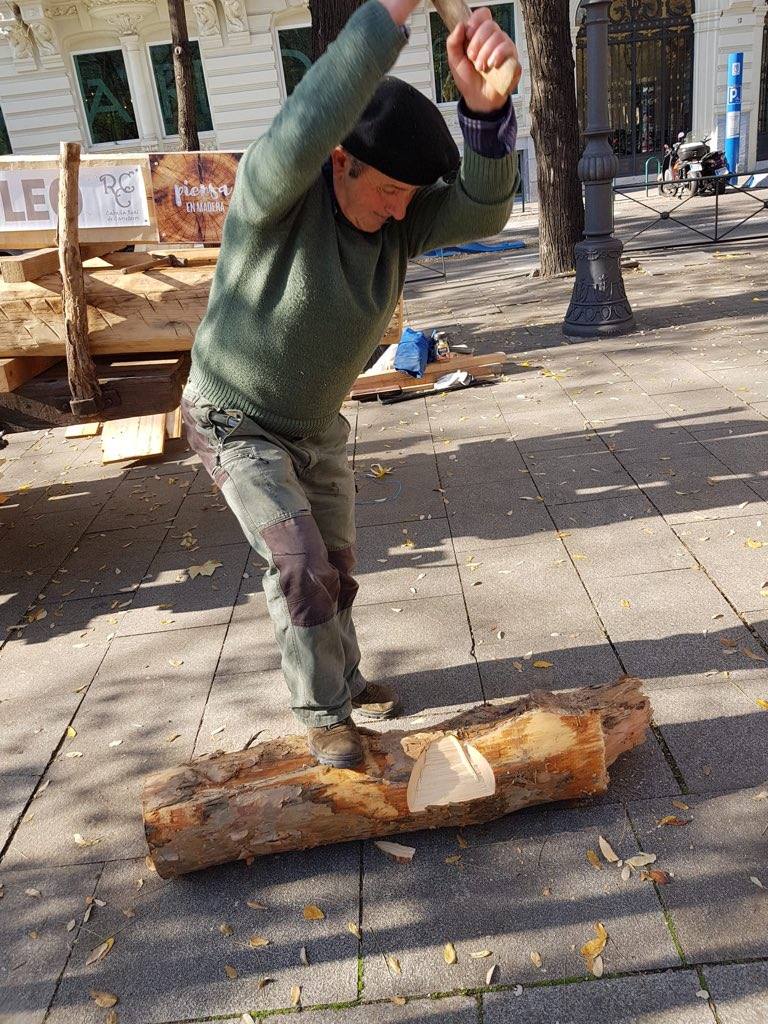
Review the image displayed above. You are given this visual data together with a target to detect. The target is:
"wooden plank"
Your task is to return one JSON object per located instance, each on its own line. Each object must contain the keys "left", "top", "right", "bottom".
{"left": 65, "top": 421, "right": 101, "bottom": 438}
{"left": 0, "top": 243, "right": 119, "bottom": 284}
{"left": 0, "top": 355, "right": 61, "bottom": 393}
{"left": 101, "top": 413, "right": 167, "bottom": 463}
{"left": 0, "top": 324, "right": 194, "bottom": 358}
{"left": 348, "top": 352, "right": 508, "bottom": 399}
{"left": 165, "top": 405, "right": 183, "bottom": 439}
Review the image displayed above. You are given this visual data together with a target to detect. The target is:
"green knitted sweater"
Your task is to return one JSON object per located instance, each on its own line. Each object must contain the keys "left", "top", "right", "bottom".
{"left": 188, "top": 0, "right": 516, "bottom": 439}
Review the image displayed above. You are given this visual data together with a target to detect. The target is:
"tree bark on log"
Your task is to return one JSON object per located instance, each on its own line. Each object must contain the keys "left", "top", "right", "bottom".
{"left": 143, "top": 677, "right": 650, "bottom": 879}
{"left": 168, "top": 0, "right": 200, "bottom": 151}
{"left": 519, "top": 0, "right": 585, "bottom": 276}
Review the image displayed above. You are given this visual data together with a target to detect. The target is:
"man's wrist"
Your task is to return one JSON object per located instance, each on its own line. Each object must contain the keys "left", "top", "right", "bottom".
{"left": 457, "top": 97, "right": 517, "bottom": 158}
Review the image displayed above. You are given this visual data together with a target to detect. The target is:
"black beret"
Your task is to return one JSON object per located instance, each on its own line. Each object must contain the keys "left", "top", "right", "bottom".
{"left": 342, "top": 77, "right": 460, "bottom": 186}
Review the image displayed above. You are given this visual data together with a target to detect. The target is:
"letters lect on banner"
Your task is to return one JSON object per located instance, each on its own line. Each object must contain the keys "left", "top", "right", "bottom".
{"left": 0, "top": 165, "right": 150, "bottom": 232}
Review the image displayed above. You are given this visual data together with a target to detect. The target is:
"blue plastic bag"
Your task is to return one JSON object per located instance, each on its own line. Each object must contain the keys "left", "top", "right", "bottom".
{"left": 394, "top": 326, "right": 432, "bottom": 379}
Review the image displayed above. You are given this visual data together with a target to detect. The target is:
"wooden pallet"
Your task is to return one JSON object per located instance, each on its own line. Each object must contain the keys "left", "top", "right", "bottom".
{"left": 348, "top": 351, "right": 508, "bottom": 400}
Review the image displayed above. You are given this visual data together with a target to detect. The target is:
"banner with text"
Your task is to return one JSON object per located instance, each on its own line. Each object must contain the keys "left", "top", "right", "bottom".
{"left": 150, "top": 152, "right": 242, "bottom": 244}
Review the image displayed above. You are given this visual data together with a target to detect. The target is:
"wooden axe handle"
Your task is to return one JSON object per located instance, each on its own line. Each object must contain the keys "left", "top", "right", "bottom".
{"left": 431, "top": 0, "right": 519, "bottom": 97}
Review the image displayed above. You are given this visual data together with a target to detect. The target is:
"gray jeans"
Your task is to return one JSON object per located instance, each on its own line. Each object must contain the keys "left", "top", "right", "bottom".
{"left": 181, "top": 385, "right": 365, "bottom": 728}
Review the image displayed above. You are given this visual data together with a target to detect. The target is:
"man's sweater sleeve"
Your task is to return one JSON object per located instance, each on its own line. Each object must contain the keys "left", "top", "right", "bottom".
{"left": 231, "top": 0, "right": 406, "bottom": 225}
{"left": 404, "top": 102, "right": 518, "bottom": 258}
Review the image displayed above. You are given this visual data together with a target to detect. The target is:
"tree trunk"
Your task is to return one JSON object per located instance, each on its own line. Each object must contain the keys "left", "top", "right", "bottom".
{"left": 168, "top": 0, "right": 200, "bottom": 151}
{"left": 519, "top": 0, "right": 585, "bottom": 276}
{"left": 309, "top": 0, "right": 365, "bottom": 60}
{"left": 143, "top": 677, "right": 650, "bottom": 878}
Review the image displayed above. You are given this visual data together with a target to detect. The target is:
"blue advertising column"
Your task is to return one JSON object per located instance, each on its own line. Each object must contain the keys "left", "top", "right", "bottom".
{"left": 725, "top": 52, "right": 743, "bottom": 177}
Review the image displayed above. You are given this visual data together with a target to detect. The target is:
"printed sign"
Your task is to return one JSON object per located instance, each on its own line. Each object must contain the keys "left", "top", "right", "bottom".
{"left": 150, "top": 152, "right": 242, "bottom": 244}
{"left": 0, "top": 165, "right": 149, "bottom": 232}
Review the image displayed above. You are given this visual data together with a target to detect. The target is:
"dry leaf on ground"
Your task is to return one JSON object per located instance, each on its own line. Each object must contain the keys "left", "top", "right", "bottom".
{"left": 598, "top": 835, "right": 619, "bottom": 862}
{"left": 580, "top": 922, "right": 608, "bottom": 973}
{"left": 187, "top": 559, "right": 222, "bottom": 579}
{"left": 470, "top": 950, "right": 492, "bottom": 958}
{"left": 385, "top": 954, "right": 402, "bottom": 976}
{"left": 224, "top": 965, "right": 238, "bottom": 980}
{"left": 248, "top": 935, "right": 270, "bottom": 948}
{"left": 347, "top": 921, "right": 362, "bottom": 939}
{"left": 657, "top": 815, "right": 691, "bottom": 827}
{"left": 374, "top": 840, "right": 415, "bottom": 863}
{"left": 443, "top": 942, "right": 457, "bottom": 964}
{"left": 530, "top": 950, "right": 543, "bottom": 968}
{"left": 586, "top": 850, "right": 602, "bottom": 871}
{"left": 640, "top": 869, "right": 672, "bottom": 885}
{"left": 218, "top": 923, "right": 233, "bottom": 936}
{"left": 486, "top": 964, "right": 499, "bottom": 985}
{"left": 85, "top": 936, "right": 114, "bottom": 966}
{"left": 626, "top": 852, "right": 657, "bottom": 868}
{"left": 302, "top": 904, "right": 325, "bottom": 920}
{"left": 391, "top": 996, "right": 407, "bottom": 1006}
{"left": 89, "top": 990, "right": 118, "bottom": 1008}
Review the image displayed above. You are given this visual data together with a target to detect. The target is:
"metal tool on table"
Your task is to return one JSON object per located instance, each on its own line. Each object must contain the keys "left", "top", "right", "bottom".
{"left": 431, "top": 0, "right": 522, "bottom": 97}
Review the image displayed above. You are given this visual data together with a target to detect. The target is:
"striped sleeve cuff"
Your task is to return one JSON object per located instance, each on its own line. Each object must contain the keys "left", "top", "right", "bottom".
{"left": 457, "top": 97, "right": 518, "bottom": 159}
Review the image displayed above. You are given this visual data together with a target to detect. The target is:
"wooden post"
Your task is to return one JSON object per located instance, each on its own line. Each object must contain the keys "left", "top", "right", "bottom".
{"left": 168, "top": 0, "right": 200, "bottom": 151}
{"left": 57, "top": 141, "right": 104, "bottom": 417}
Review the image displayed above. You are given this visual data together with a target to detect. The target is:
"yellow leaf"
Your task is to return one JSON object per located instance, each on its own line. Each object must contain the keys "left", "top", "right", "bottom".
{"left": 672, "top": 799, "right": 689, "bottom": 811}
{"left": 219, "top": 923, "right": 233, "bottom": 936}
{"left": 745, "top": 539, "right": 765, "bottom": 550}
{"left": 656, "top": 815, "right": 690, "bottom": 827}
{"left": 368, "top": 463, "right": 393, "bottom": 479}
{"left": 302, "top": 904, "right": 325, "bottom": 921}
{"left": 620, "top": 599, "right": 631, "bottom": 609}
{"left": 73, "top": 833, "right": 101, "bottom": 848}
{"left": 290, "top": 985, "right": 302, "bottom": 1007}
{"left": 391, "top": 995, "right": 407, "bottom": 1005}
{"left": 530, "top": 950, "right": 543, "bottom": 968}
{"left": 469, "top": 949, "right": 493, "bottom": 958}
{"left": 187, "top": 559, "right": 222, "bottom": 579}
{"left": 756, "top": 699, "right": 768, "bottom": 710}
{"left": 224, "top": 965, "right": 238, "bottom": 980}
{"left": 760, "top": 586, "right": 768, "bottom": 599}
{"left": 347, "top": 921, "right": 362, "bottom": 939}
{"left": 580, "top": 922, "right": 608, "bottom": 970}
{"left": 248, "top": 935, "right": 270, "bottom": 948}
{"left": 85, "top": 936, "right": 114, "bottom": 966}
{"left": 443, "top": 942, "right": 457, "bottom": 964}
{"left": 385, "top": 954, "right": 402, "bottom": 976}
{"left": 66, "top": 726, "right": 77, "bottom": 739}
{"left": 533, "top": 660, "right": 553, "bottom": 669}
{"left": 106, "top": 1011, "right": 119, "bottom": 1024}
{"left": 89, "top": 990, "right": 118, "bottom": 1008}
{"left": 444, "top": 854, "right": 461, "bottom": 865}
{"left": 586, "top": 850, "right": 602, "bottom": 871}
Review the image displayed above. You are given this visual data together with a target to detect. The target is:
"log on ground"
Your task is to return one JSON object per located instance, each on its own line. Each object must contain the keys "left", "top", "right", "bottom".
{"left": 143, "top": 676, "right": 650, "bottom": 879}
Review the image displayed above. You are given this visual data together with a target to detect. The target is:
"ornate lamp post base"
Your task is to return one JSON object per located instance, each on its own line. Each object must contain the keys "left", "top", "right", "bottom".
{"left": 563, "top": 237, "right": 634, "bottom": 337}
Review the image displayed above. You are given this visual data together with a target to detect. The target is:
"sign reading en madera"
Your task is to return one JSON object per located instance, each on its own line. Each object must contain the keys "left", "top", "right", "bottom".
{"left": 0, "top": 151, "right": 244, "bottom": 249}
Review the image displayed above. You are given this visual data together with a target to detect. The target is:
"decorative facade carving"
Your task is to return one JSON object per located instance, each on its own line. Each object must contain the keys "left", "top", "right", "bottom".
{"left": 29, "top": 18, "right": 58, "bottom": 55}
{"left": 1, "top": 18, "right": 34, "bottom": 61}
{"left": 85, "top": 0, "right": 156, "bottom": 35}
{"left": 193, "top": 0, "right": 220, "bottom": 35}
{"left": 223, "top": 0, "right": 246, "bottom": 32}
{"left": 44, "top": 3, "right": 77, "bottom": 15}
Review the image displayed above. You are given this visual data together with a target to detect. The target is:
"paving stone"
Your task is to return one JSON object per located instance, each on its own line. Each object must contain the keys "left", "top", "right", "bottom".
{"left": 671, "top": 516, "right": 768, "bottom": 612}
{"left": 566, "top": 381, "right": 666, "bottom": 424}
{"left": 193, "top": 669, "right": 294, "bottom": 757}
{"left": 215, "top": 567, "right": 275, "bottom": 679}
{"left": 448, "top": 497, "right": 555, "bottom": 552}
{"left": 705, "top": 962, "right": 768, "bottom": 1024}
{"left": 46, "top": 849, "right": 360, "bottom": 1023}
{"left": 361, "top": 802, "right": 679, "bottom": 999}
{"left": 427, "top": 391, "right": 507, "bottom": 440}
{"left": 595, "top": 421, "right": 696, "bottom": 457}
{"left": 87, "top": 471, "right": 194, "bottom": 532}
{"left": 434, "top": 433, "right": 526, "bottom": 479}
{"left": 354, "top": 463, "right": 446, "bottom": 528}
{"left": 624, "top": 360, "right": 718, "bottom": 396}
{"left": 29, "top": 455, "right": 125, "bottom": 514}
{"left": 268, "top": 996, "right": 479, "bottom": 1023}
{"left": 44, "top": 524, "right": 168, "bottom": 603}
{"left": 116, "top": 542, "right": 248, "bottom": 636}
{"left": 586, "top": 569, "right": 749, "bottom": 688}
{"left": 551, "top": 493, "right": 694, "bottom": 580}
{"left": 650, "top": 683, "right": 768, "bottom": 792}
{"left": 0, "top": 566, "right": 57, "bottom": 635}
{"left": 484, "top": 971, "right": 714, "bottom": 1024}
{"left": 159, "top": 489, "right": 244, "bottom": 553}
{"left": 700, "top": 437, "right": 768, "bottom": 501}
{"left": 0, "top": 476, "right": 48, "bottom": 530}
{"left": 522, "top": 446, "right": 637, "bottom": 506}
{"left": 121, "top": 442, "right": 199, "bottom": 478}
{"left": 355, "top": 519, "right": 460, "bottom": 607}
{"left": 0, "top": 511, "right": 91, "bottom": 574}
{"left": 0, "top": 862, "right": 102, "bottom": 1024}
{"left": 0, "top": 773, "right": 37, "bottom": 848}
{"left": 628, "top": 789, "right": 768, "bottom": 961}
{"left": 353, "top": 595, "right": 483, "bottom": 715}
{"left": 497, "top": 398, "right": 599, "bottom": 453}
{"left": 2, "top": 625, "right": 226, "bottom": 867}
{"left": 703, "top": 365, "right": 768, "bottom": 403}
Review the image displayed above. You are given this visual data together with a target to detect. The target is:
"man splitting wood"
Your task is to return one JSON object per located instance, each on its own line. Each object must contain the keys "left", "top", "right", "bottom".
{"left": 181, "top": 0, "right": 521, "bottom": 768}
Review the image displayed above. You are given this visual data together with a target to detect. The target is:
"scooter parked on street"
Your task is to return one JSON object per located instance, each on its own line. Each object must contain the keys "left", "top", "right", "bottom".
{"left": 659, "top": 132, "right": 730, "bottom": 197}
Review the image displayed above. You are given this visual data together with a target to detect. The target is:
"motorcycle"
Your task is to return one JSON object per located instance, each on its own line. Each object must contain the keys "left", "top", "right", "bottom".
{"left": 659, "top": 132, "right": 730, "bottom": 197}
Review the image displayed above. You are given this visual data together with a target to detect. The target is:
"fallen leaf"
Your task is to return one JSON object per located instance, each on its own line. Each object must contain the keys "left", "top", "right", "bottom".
{"left": 247, "top": 899, "right": 267, "bottom": 910}
{"left": 530, "top": 950, "right": 543, "bottom": 968}
{"left": 368, "top": 463, "right": 393, "bottom": 478}
{"left": 347, "top": 921, "right": 362, "bottom": 939}
{"left": 750, "top": 876, "right": 765, "bottom": 890}
{"left": 598, "top": 835, "right": 619, "bottom": 863}
{"left": 391, "top": 996, "right": 407, "bottom": 1006}
{"left": 591, "top": 954, "right": 604, "bottom": 978}
{"left": 299, "top": 945, "right": 309, "bottom": 966}
{"left": 168, "top": 659, "right": 184, "bottom": 668}
{"left": 443, "top": 942, "right": 457, "bottom": 964}
{"left": 108, "top": 739, "right": 123, "bottom": 748}
{"left": 486, "top": 964, "right": 500, "bottom": 985}
{"left": 586, "top": 850, "right": 602, "bottom": 871}
{"left": 513, "top": 984, "right": 523, "bottom": 996}
{"left": 74, "top": 833, "right": 101, "bottom": 848}
{"left": 66, "top": 919, "right": 76, "bottom": 932}
{"left": 26, "top": 607, "right": 47, "bottom": 622}
{"left": 620, "top": 864, "right": 631, "bottom": 881}
{"left": 219, "top": 923, "right": 233, "bottom": 936}
{"left": 64, "top": 750, "right": 83, "bottom": 759}
{"left": 374, "top": 840, "right": 415, "bottom": 863}
{"left": 671, "top": 799, "right": 689, "bottom": 810}
{"left": 187, "top": 559, "right": 222, "bottom": 579}
{"left": 106, "top": 1012, "right": 118, "bottom": 1024}
{"left": 656, "top": 816, "right": 691, "bottom": 827}
{"left": 745, "top": 539, "right": 765, "bottom": 549}
{"left": 470, "top": 950, "right": 493, "bottom": 959}
{"left": 626, "top": 853, "right": 657, "bottom": 868}
{"left": 302, "top": 904, "right": 325, "bottom": 921}
{"left": 85, "top": 936, "right": 114, "bottom": 966}
{"left": 385, "top": 954, "right": 402, "bottom": 976}
{"left": 224, "top": 965, "right": 238, "bottom": 980}
{"left": 641, "top": 869, "right": 672, "bottom": 886}
{"left": 444, "top": 854, "right": 462, "bottom": 865}
{"left": 533, "top": 659, "right": 553, "bottom": 669}
{"left": 580, "top": 922, "right": 608, "bottom": 972}
{"left": 66, "top": 726, "right": 77, "bottom": 739}
{"left": 248, "top": 935, "right": 270, "bottom": 948}
{"left": 457, "top": 832, "right": 468, "bottom": 849}
{"left": 257, "top": 977, "right": 274, "bottom": 990}
{"left": 620, "top": 599, "right": 631, "bottom": 609}
{"left": 696, "top": 989, "right": 710, "bottom": 1000}
{"left": 241, "top": 1015, "right": 255, "bottom": 1024}
{"left": 291, "top": 985, "right": 302, "bottom": 1007}
{"left": 756, "top": 700, "right": 768, "bottom": 710}
{"left": 24, "top": 888, "right": 41, "bottom": 898}
{"left": 741, "top": 647, "right": 767, "bottom": 662}
{"left": 89, "top": 990, "right": 118, "bottom": 1008}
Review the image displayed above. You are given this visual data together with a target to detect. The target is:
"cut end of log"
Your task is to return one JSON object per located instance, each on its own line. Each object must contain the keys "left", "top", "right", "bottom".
{"left": 406, "top": 735, "right": 495, "bottom": 813}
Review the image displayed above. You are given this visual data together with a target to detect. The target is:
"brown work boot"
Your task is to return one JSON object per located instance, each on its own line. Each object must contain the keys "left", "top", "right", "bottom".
{"left": 351, "top": 681, "right": 399, "bottom": 720}
{"left": 307, "top": 717, "right": 363, "bottom": 768}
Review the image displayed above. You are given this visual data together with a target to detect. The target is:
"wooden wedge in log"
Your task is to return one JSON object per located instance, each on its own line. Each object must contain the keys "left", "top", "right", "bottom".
{"left": 143, "top": 676, "right": 650, "bottom": 879}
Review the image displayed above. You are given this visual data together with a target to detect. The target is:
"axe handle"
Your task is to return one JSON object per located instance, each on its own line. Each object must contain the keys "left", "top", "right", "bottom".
{"left": 431, "top": 0, "right": 519, "bottom": 97}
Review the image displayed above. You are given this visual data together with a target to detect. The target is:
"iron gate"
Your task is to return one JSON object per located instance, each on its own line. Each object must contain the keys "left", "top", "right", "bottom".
{"left": 758, "top": 12, "right": 768, "bottom": 162}
{"left": 577, "top": 0, "right": 695, "bottom": 177}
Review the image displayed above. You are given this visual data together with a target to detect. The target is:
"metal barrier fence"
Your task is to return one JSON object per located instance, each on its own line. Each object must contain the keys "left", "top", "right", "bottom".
{"left": 613, "top": 171, "right": 768, "bottom": 253}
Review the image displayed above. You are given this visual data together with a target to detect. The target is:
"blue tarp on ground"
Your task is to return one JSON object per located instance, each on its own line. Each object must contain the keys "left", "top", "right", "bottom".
{"left": 422, "top": 240, "right": 526, "bottom": 257}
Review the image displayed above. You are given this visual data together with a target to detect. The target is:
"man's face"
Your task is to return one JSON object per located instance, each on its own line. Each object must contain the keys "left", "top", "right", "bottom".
{"left": 331, "top": 147, "right": 419, "bottom": 233}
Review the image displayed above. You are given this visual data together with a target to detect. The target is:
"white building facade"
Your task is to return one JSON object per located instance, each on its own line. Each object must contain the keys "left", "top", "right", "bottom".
{"left": 0, "top": 0, "right": 766, "bottom": 198}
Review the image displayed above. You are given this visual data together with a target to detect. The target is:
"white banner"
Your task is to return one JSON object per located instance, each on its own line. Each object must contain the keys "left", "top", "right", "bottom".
{"left": 0, "top": 165, "right": 149, "bottom": 231}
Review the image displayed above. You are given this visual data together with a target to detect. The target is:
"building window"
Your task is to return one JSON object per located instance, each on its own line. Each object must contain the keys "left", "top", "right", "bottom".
{"left": 149, "top": 41, "right": 213, "bottom": 137}
{"left": 0, "top": 106, "right": 11, "bottom": 155}
{"left": 278, "top": 26, "right": 312, "bottom": 96}
{"left": 430, "top": 3, "right": 515, "bottom": 104}
{"left": 74, "top": 49, "right": 139, "bottom": 145}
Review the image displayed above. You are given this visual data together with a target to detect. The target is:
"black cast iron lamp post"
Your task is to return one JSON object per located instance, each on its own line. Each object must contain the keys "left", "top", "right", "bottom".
{"left": 564, "top": 0, "right": 634, "bottom": 336}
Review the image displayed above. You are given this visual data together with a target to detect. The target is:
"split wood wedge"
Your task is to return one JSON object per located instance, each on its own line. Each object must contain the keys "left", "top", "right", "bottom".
{"left": 143, "top": 676, "right": 650, "bottom": 878}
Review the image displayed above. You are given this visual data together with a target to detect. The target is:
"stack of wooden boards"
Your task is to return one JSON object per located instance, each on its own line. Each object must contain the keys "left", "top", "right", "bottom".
{"left": 348, "top": 349, "right": 509, "bottom": 400}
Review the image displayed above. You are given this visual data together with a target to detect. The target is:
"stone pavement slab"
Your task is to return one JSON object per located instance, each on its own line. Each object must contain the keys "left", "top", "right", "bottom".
{"left": 158, "top": 489, "right": 244, "bottom": 553}
{"left": 522, "top": 445, "right": 637, "bottom": 506}
{"left": 566, "top": 381, "right": 665, "bottom": 425}
{"left": 447, "top": 490, "right": 554, "bottom": 552}
{"left": 193, "top": 669, "right": 294, "bottom": 757}
{"left": 0, "top": 566, "right": 57, "bottom": 635}
{"left": 2, "top": 624, "right": 226, "bottom": 868}
{"left": 361, "top": 803, "right": 680, "bottom": 1001}
{"left": 700, "top": 437, "right": 768, "bottom": 501}
{"left": 705, "top": 963, "right": 768, "bottom": 1024}
{"left": 628, "top": 789, "right": 768, "bottom": 963}
{"left": 0, "top": 861, "right": 101, "bottom": 1024}
{"left": 87, "top": 471, "right": 194, "bottom": 532}
{"left": 354, "top": 463, "right": 446, "bottom": 528}
{"left": 484, "top": 971, "right": 714, "bottom": 1024}
{"left": 355, "top": 519, "right": 460, "bottom": 608}
{"left": 426, "top": 389, "right": 506, "bottom": 441}
{"left": 0, "top": 773, "right": 37, "bottom": 848}
{"left": 0, "top": 511, "right": 91, "bottom": 574}
{"left": 116, "top": 541, "right": 248, "bottom": 636}
{"left": 671, "top": 516, "right": 768, "bottom": 613}
{"left": 272, "top": 995, "right": 479, "bottom": 1022}
{"left": 46, "top": 848, "right": 361, "bottom": 1023}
